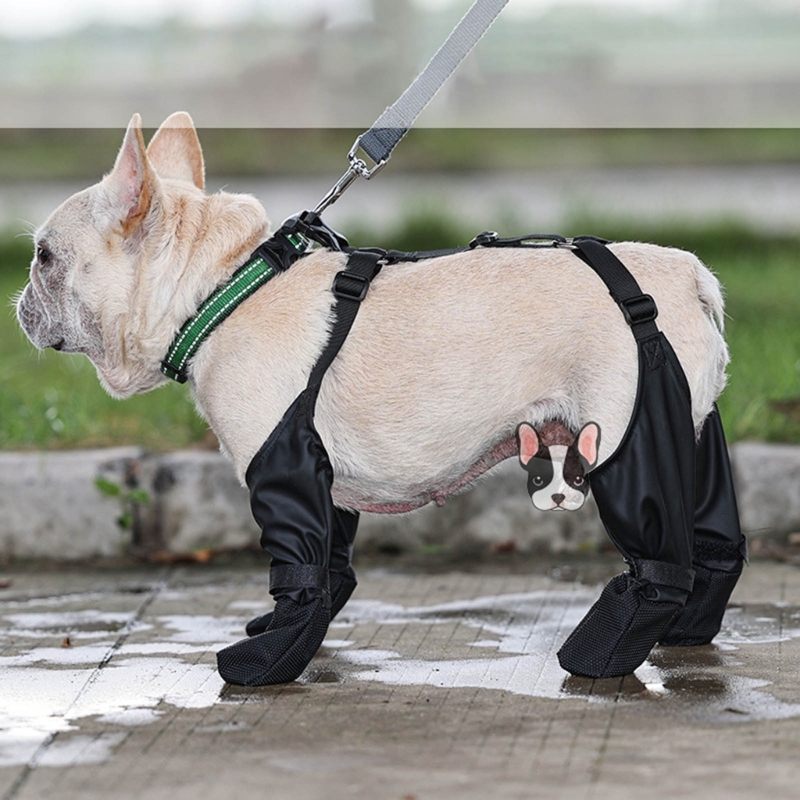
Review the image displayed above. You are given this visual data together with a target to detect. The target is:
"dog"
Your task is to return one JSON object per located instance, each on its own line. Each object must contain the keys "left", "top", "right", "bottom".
{"left": 16, "top": 113, "right": 728, "bottom": 506}
{"left": 16, "top": 113, "right": 735, "bottom": 682}
{"left": 516, "top": 420, "right": 600, "bottom": 511}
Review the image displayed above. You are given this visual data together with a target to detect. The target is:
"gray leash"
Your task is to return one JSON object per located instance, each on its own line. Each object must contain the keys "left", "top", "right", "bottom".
{"left": 313, "top": 0, "right": 509, "bottom": 215}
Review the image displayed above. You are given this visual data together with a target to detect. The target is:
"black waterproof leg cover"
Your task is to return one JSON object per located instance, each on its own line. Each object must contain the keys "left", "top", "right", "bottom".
{"left": 216, "top": 389, "right": 336, "bottom": 686}
{"left": 660, "top": 406, "right": 747, "bottom": 646}
{"left": 557, "top": 334, "right": 696, "bottom": 678}
{"left": 245, "top": 508, "right": 359, "bottom": 637}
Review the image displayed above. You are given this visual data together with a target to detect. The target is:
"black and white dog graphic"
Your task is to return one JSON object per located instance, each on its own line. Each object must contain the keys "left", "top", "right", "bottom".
{"left": 516, "top": 420, "right": 600, "bottom": 511}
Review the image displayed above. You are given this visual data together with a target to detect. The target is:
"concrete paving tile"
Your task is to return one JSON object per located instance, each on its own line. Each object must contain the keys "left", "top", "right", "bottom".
{"left": 2, "top": 560, "right": 800, "bottom": 799}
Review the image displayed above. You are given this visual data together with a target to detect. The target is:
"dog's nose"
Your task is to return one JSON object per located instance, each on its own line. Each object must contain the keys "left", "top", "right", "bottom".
{"left": 552, "top": 493, "right": 565, "bottom": 506}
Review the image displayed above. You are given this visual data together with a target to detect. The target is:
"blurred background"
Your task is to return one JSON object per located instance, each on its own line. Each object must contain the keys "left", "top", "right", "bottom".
{"left": 0, "top": 0, "right": 799, "bottom": 454}
{"left": 4, "top": 0, "right": 800, "bottom": 128}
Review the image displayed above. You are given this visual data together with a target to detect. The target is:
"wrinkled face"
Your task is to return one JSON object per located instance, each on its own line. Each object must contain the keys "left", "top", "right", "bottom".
{"left": 15, "top": 111, "right": 210, "bottom": 400}
{"left": 16, "top": 189, "right": 110, "bottom": 366}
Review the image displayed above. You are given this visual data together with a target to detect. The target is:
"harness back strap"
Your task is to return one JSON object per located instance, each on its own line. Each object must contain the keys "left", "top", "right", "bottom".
{"left": 571, "top": 237, "right": 659, "bottom": 340}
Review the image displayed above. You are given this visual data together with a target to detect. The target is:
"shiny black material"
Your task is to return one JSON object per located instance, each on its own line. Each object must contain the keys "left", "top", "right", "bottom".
{"left": 247, "top": 387, "right": 335, "bottom": 605}
{"left": 216, "top": 386, "right": 337, "bottom": 685}
{"left": 693, "top": 405, "right": 745, "bottom": 563}
{"left": 660, "top": 405, "right": 747, "bottom": 646}
{"left": 245, "top": 508, "right": 359, "bottom": 637}
{"left": 557, "top": 237, "right": 741, "bottom": 679}
{"left": 588, "top": 334, "right": 696, "bottom": 571}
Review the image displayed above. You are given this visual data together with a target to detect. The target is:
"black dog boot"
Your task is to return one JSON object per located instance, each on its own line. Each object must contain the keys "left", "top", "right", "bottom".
{"left": 557, "top": 560, "right": 694, "bottom": 679}
{"left": 659, "top": 537, "right": 746, "bottom": 646}
{"left": 218, "top": 566, "right": 332, "bottom": 686}
{"left": 246, "top": 509, "right": 359, "bottom": 638}
{"left": 660, "top": 406, "right": 746, "bottom": 647}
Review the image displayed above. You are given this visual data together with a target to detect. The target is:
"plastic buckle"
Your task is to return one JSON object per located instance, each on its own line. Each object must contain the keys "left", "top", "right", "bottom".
{"left": 160, "top": 360, "right": 188, "bottom": 384}
{"left": 620, "top": 294, "right": 658, "bottom": 326}
{"left": 333, "top": 271, "right": 370, "bottom": 302}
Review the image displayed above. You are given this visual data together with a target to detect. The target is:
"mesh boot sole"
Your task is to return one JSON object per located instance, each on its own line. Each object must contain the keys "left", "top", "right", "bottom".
{"left": 558, "top": 573, "right": 682, "bottom": 678}
{"left": 218, "top": 596, "right": 330, "bottom": 686}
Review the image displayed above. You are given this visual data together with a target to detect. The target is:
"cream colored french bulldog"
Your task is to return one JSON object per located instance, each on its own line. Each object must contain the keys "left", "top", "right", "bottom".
{"left": 16, "top": 112, "right": 729, "bottom": 514}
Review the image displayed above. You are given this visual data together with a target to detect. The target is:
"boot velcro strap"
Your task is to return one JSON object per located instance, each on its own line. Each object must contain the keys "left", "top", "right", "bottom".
{"left": 269, "top": 565, "right": 330, "bottom": 594}
{"left": 633, "top": 559, "right": 695, "bottom": 593}
{"left": 694, "top": 537, "right": 748, "bottom": 570}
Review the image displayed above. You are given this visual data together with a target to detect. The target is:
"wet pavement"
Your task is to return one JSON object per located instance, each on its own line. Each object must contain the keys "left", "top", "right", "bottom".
{"left": 2, "top": 557, "right": 800, "bottom": 799}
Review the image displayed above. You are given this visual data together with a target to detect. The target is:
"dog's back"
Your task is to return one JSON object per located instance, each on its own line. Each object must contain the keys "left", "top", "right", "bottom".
{"left": 198, "top": 240, "right": 728, "bottom": 508}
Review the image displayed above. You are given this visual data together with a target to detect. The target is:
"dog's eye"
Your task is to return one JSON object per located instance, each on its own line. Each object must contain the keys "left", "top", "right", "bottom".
{"left": 573, "top": 475, "right": 584, "bottom": 486}
{"left": 37, "top": 246, "right": 51, "bottom": 266}
{"left": 532, "top": 476, "right": 544, "bottom": 487}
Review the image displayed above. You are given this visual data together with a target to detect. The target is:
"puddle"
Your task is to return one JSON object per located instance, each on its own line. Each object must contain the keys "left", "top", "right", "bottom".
{"left": 319, "top": 592, "right": 800, "bottom": 723}
{"left": 2, "top": 586, "right": 800, "bottom": 768}
{"left": 0, "top": 608, "right": 242, "bottom": 768}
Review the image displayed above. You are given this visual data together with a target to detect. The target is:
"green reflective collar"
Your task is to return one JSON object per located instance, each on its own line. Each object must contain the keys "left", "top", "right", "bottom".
{"left": 161, "top": 254, "right": 278, "bottom": 383}
{"left": 161, "top": 233, "right": 309, "bottom": 384}
{"left": 161, "top": 215, "right": 344, "bottom": 383}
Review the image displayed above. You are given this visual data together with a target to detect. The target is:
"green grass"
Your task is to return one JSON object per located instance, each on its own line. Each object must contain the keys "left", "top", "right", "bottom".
{"left": 1, "top": 218, "right": 799, "bottom": 450}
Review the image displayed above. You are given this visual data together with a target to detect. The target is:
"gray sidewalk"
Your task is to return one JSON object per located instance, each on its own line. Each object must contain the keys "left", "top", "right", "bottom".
{"left": 2, "top": 557, "right": 800, "bottom": 799}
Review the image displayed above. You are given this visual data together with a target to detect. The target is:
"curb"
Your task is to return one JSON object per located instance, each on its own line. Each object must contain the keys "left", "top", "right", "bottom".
{"left": 1, "top": 442, "right": 799, "bottom": 560}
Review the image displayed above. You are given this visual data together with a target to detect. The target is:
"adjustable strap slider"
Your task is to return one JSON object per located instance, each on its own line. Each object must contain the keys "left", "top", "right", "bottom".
{"left": 620, "top": 294, "right": 658, "bottom": 327}
{"left": 333, "top": 270, "right": 370, "bottom": 302}
{"left": 469, "top": 230, "right": 499, "bottom": 248}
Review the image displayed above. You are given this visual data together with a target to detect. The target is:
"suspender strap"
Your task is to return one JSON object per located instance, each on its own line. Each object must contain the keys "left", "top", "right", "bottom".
{"left": 571, "top": 236, "right": 660, "bottom": 341}
{"left": 307, "top": 250, "right": 383, "bottom": 389}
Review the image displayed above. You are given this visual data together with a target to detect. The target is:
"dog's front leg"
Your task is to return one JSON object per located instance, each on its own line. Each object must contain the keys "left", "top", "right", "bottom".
{"left": 216, "top": 388, "right": 335, "bottom": 686}
{"left": 244, "top": 507, "right": 359, "bottom": 637}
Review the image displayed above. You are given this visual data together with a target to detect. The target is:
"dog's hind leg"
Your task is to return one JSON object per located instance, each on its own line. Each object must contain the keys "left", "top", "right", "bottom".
{"left": 659, "top": 405, "right": 746, "bottom": 646}
{"left": 245, "top": 508, "right": 358, "bottom": 637}
{"left": 557, "top": 334, "right": 698, "bottom": 679}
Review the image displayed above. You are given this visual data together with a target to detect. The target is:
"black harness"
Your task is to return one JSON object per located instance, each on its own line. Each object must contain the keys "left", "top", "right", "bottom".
{"left": 212, "top": 220, "right": 746, "bottom": 686}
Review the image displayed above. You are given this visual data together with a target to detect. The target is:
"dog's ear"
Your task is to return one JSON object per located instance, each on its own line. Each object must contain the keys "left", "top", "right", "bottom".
{"left": 147, "top": 111, "right": 205, "bottom": 191}
{"left": 516, "top": 422, "right": 540, "bottom": 467}
{"left": 576, "top": 422, "right": 601, "bottom": 469}
{"left": 103, "top": 113, "right": 157, "bottom": 237}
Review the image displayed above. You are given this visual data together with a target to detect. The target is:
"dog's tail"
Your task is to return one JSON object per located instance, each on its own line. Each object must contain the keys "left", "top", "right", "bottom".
{"left": 689, "top": 253, "right": 730, "bottom": 428}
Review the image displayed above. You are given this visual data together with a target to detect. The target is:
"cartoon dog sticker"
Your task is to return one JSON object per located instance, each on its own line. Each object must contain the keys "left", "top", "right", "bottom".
{"left": 516, "top": 420, "right": 600, "bottom": 511}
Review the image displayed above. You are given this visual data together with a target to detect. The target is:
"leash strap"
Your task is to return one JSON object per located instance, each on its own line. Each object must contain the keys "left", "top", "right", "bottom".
{"left": 314, "top": 0, "right": 509, "bottom": 214}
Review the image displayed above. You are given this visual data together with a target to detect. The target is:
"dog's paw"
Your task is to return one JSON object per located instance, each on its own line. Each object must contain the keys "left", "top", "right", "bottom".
{"left": 218, "top": 596, "right": 330, "bottom": 686}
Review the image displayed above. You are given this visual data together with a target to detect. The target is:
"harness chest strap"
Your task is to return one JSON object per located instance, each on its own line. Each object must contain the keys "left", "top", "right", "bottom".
{"left": 160, "top": 227, "right": 310, "bottom": 383}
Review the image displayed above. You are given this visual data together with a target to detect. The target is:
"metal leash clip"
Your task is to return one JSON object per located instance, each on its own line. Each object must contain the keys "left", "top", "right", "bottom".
{"left": 313, "top": 135, "right": 389, "bottom": 216}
